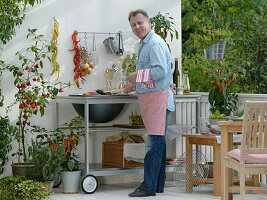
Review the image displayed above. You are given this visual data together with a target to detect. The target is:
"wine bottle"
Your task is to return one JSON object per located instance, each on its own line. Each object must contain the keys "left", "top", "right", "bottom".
{"left": 173, "top": 58, "right": 180, "bottom": 94}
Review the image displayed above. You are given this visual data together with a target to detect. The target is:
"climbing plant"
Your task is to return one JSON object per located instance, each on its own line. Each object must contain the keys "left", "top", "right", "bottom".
{"left": 0, "top": 0, "right": 42, "bottom": 45}
{"left": 182, "top": 0, "right": 267, "bottom": 94}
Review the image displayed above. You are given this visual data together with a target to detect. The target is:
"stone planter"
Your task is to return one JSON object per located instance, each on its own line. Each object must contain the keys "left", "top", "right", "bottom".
{"left": 60, "top": 170, "right": 81, "bottom": 194}
{"left": 11, "top": 163, "right": 34, "bottom": 176}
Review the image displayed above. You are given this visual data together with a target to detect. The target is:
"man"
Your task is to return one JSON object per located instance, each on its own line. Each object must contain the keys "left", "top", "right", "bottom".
{"left": 126, "top": 9, "right": 175, "bottom": 197}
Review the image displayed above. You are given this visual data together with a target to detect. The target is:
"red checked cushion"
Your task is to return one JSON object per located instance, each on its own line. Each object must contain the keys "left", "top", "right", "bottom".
{"left": 227, "top": 149, "right": 267, "bottom": 164}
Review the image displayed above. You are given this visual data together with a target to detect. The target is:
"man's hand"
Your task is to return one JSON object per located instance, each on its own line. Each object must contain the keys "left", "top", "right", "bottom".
{"left": 123, "top": 83, "right": 135, "bottom": 92}
{"left": 128, "top": 72, "right": 137, "bottom": 84}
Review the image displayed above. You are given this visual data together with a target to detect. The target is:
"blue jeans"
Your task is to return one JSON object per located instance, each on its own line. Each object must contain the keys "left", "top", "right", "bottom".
{"left": 140, "top": 110, "right": 171, "bottom": 193}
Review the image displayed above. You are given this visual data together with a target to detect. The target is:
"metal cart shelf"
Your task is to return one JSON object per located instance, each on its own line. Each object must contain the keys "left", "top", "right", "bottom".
{"left": 54, "top": 94, "right": 200, "bottom": 193}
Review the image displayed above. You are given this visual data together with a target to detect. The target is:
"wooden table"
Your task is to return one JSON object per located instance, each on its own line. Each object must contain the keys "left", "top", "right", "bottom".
{"left": 218, "top": 121, "right": 242, "bottom": 200}
{"left": 183, "top": 134, "right": 222, "bottom": 196}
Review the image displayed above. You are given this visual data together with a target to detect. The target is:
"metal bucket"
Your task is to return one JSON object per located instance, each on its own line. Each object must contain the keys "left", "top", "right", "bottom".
{"left": 204, "top": 40, "right": 226, "bottom": 59}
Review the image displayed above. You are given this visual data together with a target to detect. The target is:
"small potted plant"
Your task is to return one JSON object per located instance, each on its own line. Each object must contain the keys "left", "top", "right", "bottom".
{"left": 150, "top": 12, "right": 179, "bottom": 51}
{"left": 189, "top": 13, "right": 231, "bottom": 59}
{"left": 26, "top": 135, "right": 65, "bottom": 193}
{"left": 202, "top": 60, "right": 240, "bottom": 116}
{"left": 150, "top": 12, "right": 179, "bottom": 43}
{"left": 209, "top": 110, "right": 227, "bottom": 125}
{"left": 42, "top": 116, "right": 84, "bottom": 194}
{"left": 121, "top": 53, "right": 137, "bottom": 75}
{"left": 191, "top": 22, "right": 231, "bottom": 50}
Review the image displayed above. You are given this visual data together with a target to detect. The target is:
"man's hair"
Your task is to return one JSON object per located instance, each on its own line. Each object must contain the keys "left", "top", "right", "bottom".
{"left": 128, "top": 9, "right": 149, "bottom": 21}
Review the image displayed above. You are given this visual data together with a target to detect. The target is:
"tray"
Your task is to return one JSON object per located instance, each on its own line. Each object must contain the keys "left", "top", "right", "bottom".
{"left": 112, "top": 124, "right": 145, "bottom": 129}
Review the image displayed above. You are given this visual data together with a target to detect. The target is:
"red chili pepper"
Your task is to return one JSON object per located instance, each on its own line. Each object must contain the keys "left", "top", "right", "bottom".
{"left": 69, "top": 31, "right": 83, "bottom": 88}
{"left": 164, "top": 28, "right": 168, "bottom": 37}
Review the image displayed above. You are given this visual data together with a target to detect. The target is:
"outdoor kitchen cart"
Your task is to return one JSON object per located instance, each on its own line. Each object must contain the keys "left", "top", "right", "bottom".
{"left": 54, "top": 94, "right": 200, "bottom": 193}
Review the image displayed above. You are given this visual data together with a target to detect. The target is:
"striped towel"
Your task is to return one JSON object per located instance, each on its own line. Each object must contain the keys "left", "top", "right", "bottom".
{"left": 136, "top": 69, "right": 156, "bottom": 89}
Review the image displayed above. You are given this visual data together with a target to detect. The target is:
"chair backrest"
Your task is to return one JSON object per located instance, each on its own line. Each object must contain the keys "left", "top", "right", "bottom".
{"left": 241, "top": 101, "right": 267, "bottom": 155}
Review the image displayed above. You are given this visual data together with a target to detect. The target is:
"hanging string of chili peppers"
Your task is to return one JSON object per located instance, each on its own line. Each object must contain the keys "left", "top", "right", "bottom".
{"left": 50, "top": 18, "right": 60, "bottom": 80}
{"left": 69, "top": 31, "right": 84, "bottom": 88}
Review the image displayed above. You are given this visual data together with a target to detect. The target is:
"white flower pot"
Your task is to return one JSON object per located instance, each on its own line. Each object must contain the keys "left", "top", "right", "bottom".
{"left": 60, "top": 170, "right": 81, "bottom": 194}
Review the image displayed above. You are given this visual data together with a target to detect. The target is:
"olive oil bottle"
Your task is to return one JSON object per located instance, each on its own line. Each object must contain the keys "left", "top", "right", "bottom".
{"left": 182, "top": 68, "right": 190, "bottom": 95}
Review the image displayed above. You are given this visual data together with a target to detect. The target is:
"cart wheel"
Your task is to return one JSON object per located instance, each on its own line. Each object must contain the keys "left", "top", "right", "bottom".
{"left": 81, "top": 175, "right": 98, "bottom": 194}
{"left": 53, "top": 174, "right": 61, "bottom": 188}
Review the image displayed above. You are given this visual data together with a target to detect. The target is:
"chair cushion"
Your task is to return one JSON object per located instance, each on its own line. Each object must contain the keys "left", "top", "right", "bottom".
{"left": 227, "top": 149, "right": 267, "bottom": 164}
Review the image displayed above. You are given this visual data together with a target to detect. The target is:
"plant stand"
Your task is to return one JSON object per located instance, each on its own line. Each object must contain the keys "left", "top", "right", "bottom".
{"left": 204, "top": 40, "right": 226, "bottom": 59}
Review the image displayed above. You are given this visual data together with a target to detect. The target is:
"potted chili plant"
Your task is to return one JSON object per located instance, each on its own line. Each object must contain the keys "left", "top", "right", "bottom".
{"left": 150, "top": 12, "right": 179, "bottom": 43}
{"left": 4, "top": 29, "right": 71, "bottom": 175}
{"left": 37, "top": 116, "right": 84, "bottom": 193}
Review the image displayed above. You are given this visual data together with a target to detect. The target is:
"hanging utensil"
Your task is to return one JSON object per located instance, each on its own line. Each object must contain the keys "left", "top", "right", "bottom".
{"left": 103, "top": 34, "right": 118, "bottom": 55}
{"left": 91, "top": 32, "right": 98, "bottom": 65}
{"left": 117, "top": 31, "right": 124, "bottom": 55}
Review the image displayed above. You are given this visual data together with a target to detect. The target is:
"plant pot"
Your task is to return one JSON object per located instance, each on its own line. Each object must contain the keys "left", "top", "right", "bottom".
{"left": 39, "top": 180, "right": 54, "bottom": 193}
{"left": 11, "top": 163, "right": 34, "bottom": 176}
{"left": 209, "top": 118, "right": 227, "bottom": 125}
{"left": 60, "top": 170, "right": 81, "bottom": 194}
{"left": 204, "top": 40, "right": 226, "bottom": 59}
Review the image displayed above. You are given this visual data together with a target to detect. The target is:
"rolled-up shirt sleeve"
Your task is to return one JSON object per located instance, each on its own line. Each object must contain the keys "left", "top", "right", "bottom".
{"left": 149, "top": 43, "right": 168, "bottom": 80}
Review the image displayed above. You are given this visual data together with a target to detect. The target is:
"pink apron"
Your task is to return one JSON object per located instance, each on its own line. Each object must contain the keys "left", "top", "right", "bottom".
{"left": 137, "top": 90, "right": 168, "bottom": 135}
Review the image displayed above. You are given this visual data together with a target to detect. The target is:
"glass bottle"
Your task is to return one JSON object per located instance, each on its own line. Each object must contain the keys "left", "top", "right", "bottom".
{"left": 173, "top": 58, "right": 180, "bottom": 94}
{"left": 182, "top": 68, "right": 190, "bottom": 95}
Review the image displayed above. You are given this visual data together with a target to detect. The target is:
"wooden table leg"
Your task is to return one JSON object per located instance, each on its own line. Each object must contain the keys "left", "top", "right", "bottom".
{"left": 186, "top": 137, "right": 193, "bottom": 193}
{"left": 213, "top": 143, "right": 221, "bottom": 196}
{"left": 221, "top": 126, "right": 233, "bottom": 200}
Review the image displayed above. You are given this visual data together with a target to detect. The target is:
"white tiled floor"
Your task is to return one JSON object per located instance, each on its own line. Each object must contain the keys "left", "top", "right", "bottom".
{"left": 50, "top": 182, "right": 267, "bottom": 200}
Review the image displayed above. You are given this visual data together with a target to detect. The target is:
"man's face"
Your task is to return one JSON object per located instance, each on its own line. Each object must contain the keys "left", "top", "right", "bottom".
{"left": 129, "top": 13, "right": 151, "bottom": 40}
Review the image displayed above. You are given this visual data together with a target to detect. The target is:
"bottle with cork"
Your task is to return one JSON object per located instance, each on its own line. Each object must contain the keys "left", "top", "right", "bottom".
{"left": 182, "top": 68, "right": 190, "bottom": 95}
{"left": 172, "top": 58, "right": 180, "bottom": 94}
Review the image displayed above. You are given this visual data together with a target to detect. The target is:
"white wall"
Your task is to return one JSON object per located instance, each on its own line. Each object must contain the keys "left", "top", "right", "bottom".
{"left": 0, "top": 0, "right": 181, "bottom": 177}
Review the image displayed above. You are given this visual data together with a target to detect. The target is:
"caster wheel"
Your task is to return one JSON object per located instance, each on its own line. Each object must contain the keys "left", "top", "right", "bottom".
{"left": 53, "top": 174, "right": 61, "bottom": 188}
{"left": 81, "top": 175, "right": 98, "bottom": 194}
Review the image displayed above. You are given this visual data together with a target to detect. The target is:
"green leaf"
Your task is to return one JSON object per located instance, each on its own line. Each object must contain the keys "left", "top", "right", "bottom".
{"left": 40, "top": 106, "right": 44, "bottom": 116}
{"left": 40, "top": 60, "right": 43, "bottom": 68}
{"left": 67, "top": 160, "right": 75, "bottom": 171}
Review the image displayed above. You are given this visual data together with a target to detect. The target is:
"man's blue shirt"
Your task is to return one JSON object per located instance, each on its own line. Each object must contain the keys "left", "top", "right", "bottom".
{"left": 136, "top": 30, "right": 175, "bottom": 111}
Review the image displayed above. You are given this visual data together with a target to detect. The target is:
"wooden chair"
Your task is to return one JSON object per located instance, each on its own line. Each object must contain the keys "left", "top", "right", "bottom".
{"left": 224, "top": 101, "right": 267, "bottom": 200}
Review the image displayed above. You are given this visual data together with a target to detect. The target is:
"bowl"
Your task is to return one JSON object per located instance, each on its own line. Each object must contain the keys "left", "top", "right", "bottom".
{"left": 72, "top": 103, "right": 125, "bottom": 123}
{"left": 209, "top": 118, "right": 228, "bottom": 125}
